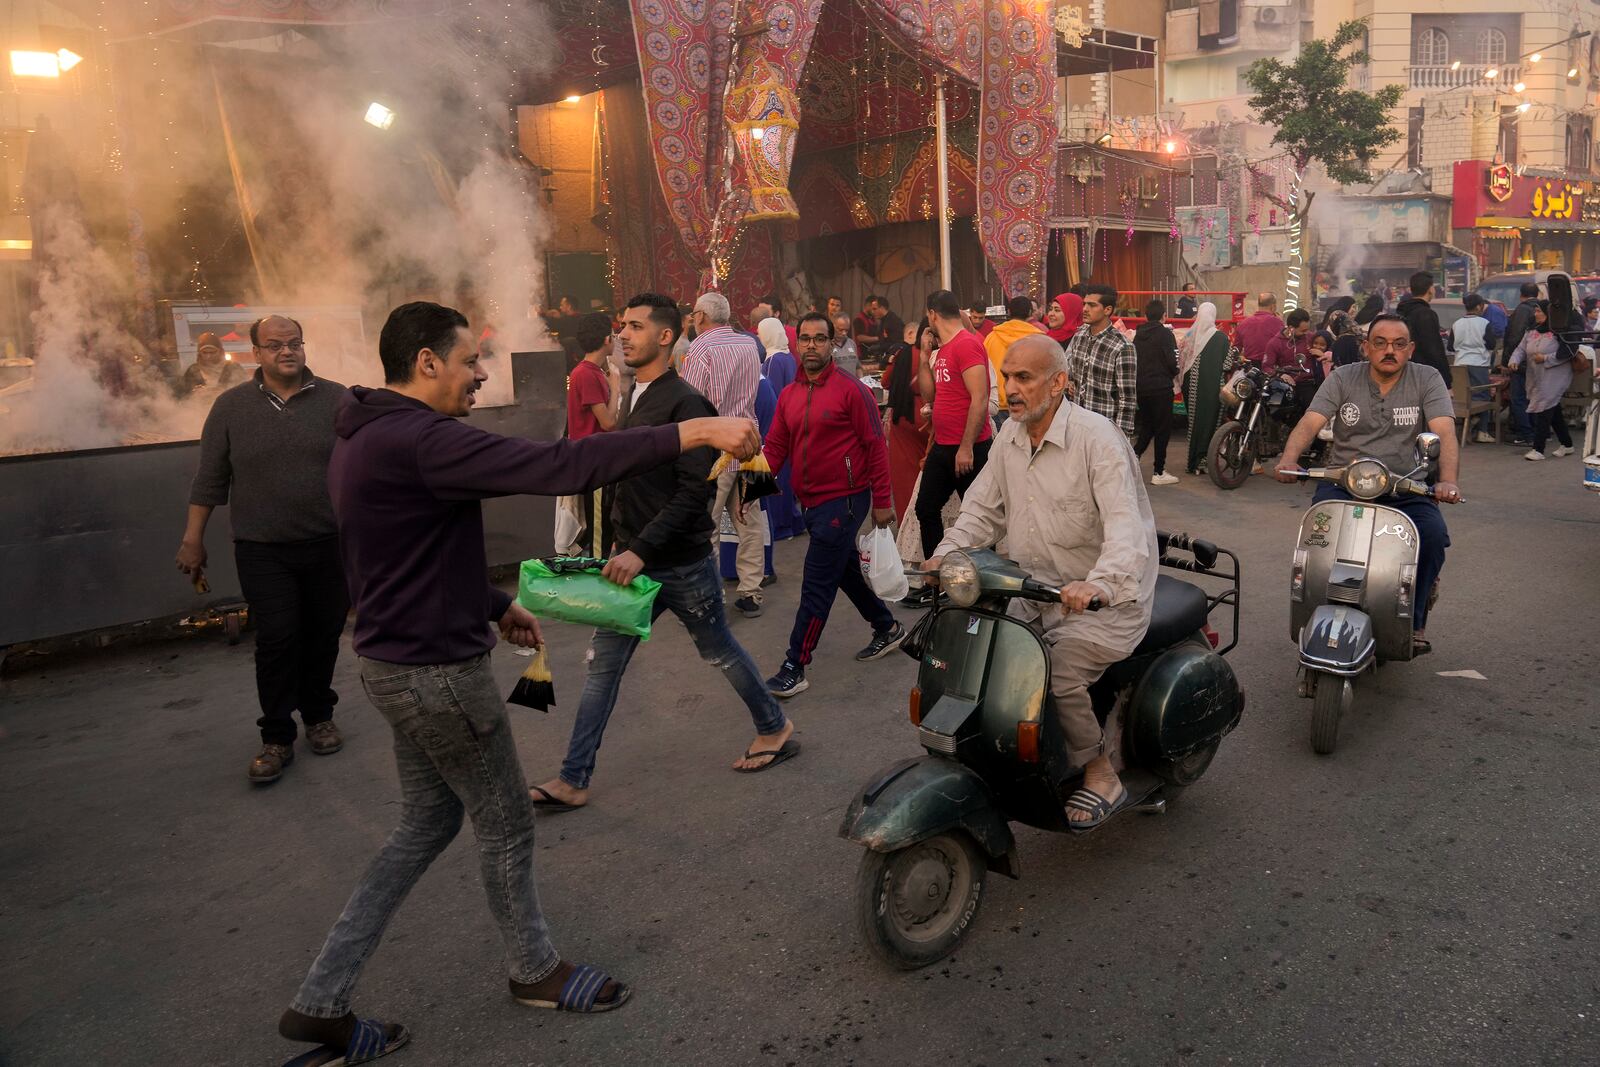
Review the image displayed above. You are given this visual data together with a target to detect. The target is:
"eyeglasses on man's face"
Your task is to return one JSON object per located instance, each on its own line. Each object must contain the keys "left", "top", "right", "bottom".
{"left": 256, "top": 340, "right": 306, "bottom": 354}
{"left": 797, "top": 333, "right": 831, "bottom": 347}
{"left": 1367, "top": 338, "right": 1412, "bottom": 352}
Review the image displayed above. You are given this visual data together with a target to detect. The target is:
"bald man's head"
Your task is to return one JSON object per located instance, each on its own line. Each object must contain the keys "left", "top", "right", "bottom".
{"left": 1001, "top": 333, "right": 1069, "bottom": 428}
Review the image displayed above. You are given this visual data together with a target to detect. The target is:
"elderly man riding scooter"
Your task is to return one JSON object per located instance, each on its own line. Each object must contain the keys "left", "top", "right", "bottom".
{"left": 924, "top": 333, "right": 1159, "bottom": 829}
{"left": 1273, "top": 314, "right": 1462, "bottom": 652}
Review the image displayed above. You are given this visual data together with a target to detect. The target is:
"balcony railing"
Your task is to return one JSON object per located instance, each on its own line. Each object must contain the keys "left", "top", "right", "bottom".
{"left": 1409, "top": 63, "right": 1521, "bottom": 90}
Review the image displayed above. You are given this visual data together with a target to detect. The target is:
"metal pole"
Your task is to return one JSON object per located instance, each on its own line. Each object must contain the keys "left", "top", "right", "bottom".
{"left": 935, "top": 74, "right": 952, "bottom": 290}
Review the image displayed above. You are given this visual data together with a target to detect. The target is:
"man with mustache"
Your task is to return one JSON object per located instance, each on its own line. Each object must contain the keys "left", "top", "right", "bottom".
{"left": 924, "top": 333, "right": 1159, "bottom": 830}
{"left": 278, "top": 301, "right": 762, "bottom": 1061}
{"left": 178, "top": 315, "right": 349, "bottom": 784}
{"left": 759, "top": 312, "right": 904, "bottom": 698}
{"left": 1274, "top": 314, "right": 1460, "bottom": 652}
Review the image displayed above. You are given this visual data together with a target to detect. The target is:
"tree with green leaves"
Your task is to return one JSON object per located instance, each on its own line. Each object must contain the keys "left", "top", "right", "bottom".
{"left": 1243, "top": 19, "right": 1403, "bottom": 308}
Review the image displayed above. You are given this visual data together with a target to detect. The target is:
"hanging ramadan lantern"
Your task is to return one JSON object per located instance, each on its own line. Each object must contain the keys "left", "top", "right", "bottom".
{"left": 727, "top": 53, "right": 802, "bottom": 222}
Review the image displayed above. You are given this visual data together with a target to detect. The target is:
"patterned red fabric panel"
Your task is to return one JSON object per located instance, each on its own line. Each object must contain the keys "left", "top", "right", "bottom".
{"left": 975, "top": 0, "right": 1054, "bottom": 299}
{"left": 629, "top": 0, "right": 821, "bottom": 277}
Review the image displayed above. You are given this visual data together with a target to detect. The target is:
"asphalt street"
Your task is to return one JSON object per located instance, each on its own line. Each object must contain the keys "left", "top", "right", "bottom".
{"left": 2, "top": 431, "right": 1598, "bottom": 1067}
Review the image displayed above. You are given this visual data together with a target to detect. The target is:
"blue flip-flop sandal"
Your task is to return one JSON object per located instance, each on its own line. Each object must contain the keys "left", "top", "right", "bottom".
{"left": 513, "top": 963, "right": 632, "bottom": 1013}
{"left": 1064, "top": 784, "right": 1129, "bottom": 834}
{"left": 281, "top": 1018, "right": 410, "bottom": 1066}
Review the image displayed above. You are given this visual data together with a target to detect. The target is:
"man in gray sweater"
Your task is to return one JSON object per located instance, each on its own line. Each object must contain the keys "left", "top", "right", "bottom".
{"left": 176, "top": 315, "right": 350, "bottom": 784}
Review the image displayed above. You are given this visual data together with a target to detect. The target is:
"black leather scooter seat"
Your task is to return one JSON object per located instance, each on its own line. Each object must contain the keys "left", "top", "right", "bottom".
{"left": 1132, "top": 575, "right": 1210, "bottom": 655}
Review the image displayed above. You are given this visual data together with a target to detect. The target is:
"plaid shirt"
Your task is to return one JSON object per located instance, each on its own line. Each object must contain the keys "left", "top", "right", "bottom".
{"left": 1065, "top": 324, "right": 1137, "bottom": 437}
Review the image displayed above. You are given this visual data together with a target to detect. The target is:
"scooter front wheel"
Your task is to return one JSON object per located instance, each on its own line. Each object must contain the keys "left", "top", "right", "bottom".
{"left": 1311, "top": 673, "right": 1354, "bottom": 755}
{"left": 854, "top": 832, "right": 987, "bottom": 970}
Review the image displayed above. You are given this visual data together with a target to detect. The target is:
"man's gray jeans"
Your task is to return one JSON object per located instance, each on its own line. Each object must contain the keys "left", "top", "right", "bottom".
{"left": 291, "top": 652, "right": 559, "bottom": 1017}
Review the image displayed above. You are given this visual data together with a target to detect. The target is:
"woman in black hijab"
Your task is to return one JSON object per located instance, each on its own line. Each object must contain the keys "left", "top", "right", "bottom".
{"left": 1319, "top": 296, "right": 1355, "bottom": 332}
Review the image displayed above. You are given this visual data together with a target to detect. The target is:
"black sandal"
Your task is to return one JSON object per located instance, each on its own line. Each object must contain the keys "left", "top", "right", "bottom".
{"left": 528, "top": 785, "right": 581, "bottom": 813}
{"left": 735, "top": 738, "right": 800, "bottom": 773}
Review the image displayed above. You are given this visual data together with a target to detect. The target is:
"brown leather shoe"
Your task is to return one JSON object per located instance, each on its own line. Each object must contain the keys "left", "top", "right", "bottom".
{"left": 306, "top": 720, "right": 343, "bottom": 756}
{"left": 249, "top": 743, "right": 294, "bottom": 784}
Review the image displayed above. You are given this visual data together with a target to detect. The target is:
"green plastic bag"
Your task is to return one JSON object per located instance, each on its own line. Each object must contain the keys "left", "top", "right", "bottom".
{"left": 516, "top": 557, "right": 663, "bottom": 640}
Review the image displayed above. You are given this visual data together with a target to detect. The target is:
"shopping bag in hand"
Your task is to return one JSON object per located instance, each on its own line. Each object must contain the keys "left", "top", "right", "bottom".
{"left": 858, "top": 524, "right": 910, "bottom": 601}
{"left": 517, "top": 557, "right": 663, "bottom": 640}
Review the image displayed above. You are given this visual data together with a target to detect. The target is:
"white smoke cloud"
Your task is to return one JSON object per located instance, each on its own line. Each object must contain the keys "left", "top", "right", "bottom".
{"left": 1, "top": 9, "right": 561, "bottom": 453}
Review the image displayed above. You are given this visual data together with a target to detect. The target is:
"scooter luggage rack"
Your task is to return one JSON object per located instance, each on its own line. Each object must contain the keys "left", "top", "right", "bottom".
{"left": 1156, "top": 530, "right": 1241, "bottom": 655}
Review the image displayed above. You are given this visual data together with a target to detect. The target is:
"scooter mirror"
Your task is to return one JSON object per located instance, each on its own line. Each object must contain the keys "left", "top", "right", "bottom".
{"left": 1414, "top": 432, "right": 1441, "bottom": 466}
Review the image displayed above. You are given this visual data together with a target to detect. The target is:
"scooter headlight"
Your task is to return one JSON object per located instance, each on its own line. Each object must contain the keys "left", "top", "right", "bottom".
{"left": 1233, "top": 377, "right": 1256, "bottom": 401}
{"left": 1344, "top": 459, "right": 1391, "bottom": 500}
{"left": 938, "top": 551, "right": 982, "bottom": 607}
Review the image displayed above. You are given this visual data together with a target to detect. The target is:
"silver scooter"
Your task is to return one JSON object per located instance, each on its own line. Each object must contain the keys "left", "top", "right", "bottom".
{"left": 1288, "top": 432, "right": 1443, "bottom": 754}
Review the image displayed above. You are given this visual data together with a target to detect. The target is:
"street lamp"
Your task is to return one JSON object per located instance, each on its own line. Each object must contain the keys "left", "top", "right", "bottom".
{"left": 9, "top": 48, "right": 83, "bottom": 78}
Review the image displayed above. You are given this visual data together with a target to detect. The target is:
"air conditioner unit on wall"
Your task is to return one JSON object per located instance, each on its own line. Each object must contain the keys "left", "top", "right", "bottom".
{"left": 1256, "top": 7, "right": 1282, "bottom": 24}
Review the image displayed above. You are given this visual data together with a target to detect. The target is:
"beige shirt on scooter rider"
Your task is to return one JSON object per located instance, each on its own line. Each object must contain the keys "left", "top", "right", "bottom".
{"left": 934, "top": 401, "right": 1158, "bottom": 767}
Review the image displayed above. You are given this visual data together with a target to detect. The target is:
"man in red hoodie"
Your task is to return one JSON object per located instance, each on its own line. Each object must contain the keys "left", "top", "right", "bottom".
{"left": 761, "top": 311, "right": 905, "bottom": 697}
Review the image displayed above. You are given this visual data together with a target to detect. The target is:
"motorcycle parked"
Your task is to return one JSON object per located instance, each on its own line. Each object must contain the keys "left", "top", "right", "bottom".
{"left": 840, "top": 532, "right": 1243, "bottom": 969}
{"left": 1289, "top": 433, "right": 1444, "bottom": 754}
{"left": 1208, "top": 362, "right": 1323, "bottom": 489}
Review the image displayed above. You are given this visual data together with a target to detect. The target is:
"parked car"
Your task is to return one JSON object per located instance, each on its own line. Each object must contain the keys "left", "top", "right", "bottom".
{"left": 1477, "top": 270, "right": 1600, "bottom": 310}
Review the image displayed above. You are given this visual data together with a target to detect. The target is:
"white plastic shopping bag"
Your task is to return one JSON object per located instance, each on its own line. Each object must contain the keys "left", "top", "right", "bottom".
{"left": 859, "top": 523, "right": 910, "bottom": 602}
{"left": 553, "top": 495, "right": 583, "bottom": 556}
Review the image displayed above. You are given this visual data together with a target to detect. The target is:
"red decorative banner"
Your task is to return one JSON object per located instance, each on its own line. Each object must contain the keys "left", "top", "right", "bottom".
{"left": 976, "top": 0, "right": 1054, "bottom": 300}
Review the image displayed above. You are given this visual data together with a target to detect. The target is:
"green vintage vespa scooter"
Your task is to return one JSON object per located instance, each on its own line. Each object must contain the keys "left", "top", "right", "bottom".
{"left": 840, "top": 532, "right": 1244, "bottom": 968}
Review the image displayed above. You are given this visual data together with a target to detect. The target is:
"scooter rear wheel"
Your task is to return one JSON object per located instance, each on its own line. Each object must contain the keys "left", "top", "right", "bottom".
{"left": 1311, "top": 673, "right": 1354, "bottom": 755}
{"left": 854, "top": 832, "right": 986, "bottom": 970}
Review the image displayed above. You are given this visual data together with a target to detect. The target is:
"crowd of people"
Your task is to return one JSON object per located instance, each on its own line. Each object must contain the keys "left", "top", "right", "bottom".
{"left": 169, "top": 265, "right": 1590, "bottom": 1063}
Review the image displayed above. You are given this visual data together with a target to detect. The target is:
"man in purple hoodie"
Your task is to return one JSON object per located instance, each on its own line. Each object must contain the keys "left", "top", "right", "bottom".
{"left": 276, "top": 302, "right": 759, "bottom": 1063}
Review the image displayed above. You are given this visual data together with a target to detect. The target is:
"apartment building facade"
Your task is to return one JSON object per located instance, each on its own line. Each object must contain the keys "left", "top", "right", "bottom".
{"left": 1163, "top": 0, "right": 1600, "bottom": 289}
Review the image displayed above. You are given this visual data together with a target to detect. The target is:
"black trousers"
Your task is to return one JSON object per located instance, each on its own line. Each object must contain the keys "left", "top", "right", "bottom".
{"left": 234, "top": 537, "right": 349, "bottom": 745}
{"left": 1132, "top": 391, "right": 1173, "bottom": 475}
{"left": 916, "top": 439, "right": 993, "bottom": 558}
{"left": 1531, "top": 405, "right": 1573, "bottom": 453}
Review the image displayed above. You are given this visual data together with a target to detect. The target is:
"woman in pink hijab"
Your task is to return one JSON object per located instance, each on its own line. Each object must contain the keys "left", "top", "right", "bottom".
{"left": 1044, "top": 293, "right": 1084, "bottom": 344}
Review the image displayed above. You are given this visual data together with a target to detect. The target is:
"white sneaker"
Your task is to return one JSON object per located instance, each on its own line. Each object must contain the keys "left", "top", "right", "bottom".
{"left": 1552, "top": 445, "right": 1575, "bottom": 457}
{"left": 1474, "top": 432, "right": 1497, "bottom": 444}
{"left": 1524, "top": 449, "right": 1546, "bottom": 461}
{"left": 1151, "top": 472, "right": 1180, "bottom": 486}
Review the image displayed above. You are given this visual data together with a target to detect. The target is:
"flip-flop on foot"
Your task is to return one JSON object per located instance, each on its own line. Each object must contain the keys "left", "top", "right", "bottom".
{"left": 281, "top": 1019, "right": 410, "bottom": 1066}
{"left": 529, "top": 785, "right": 581, "bottom": 813}
{"left": 514, "top": 964, "right": 632, "bottom": 1013}
{"left": 735, "top": 738, "right": 801, "bottom": 774}
{"left": 1064, "top": 783, "right": 1128, "bottom": 834}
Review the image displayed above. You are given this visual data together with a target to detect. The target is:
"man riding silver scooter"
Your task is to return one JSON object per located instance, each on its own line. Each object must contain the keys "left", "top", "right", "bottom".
{"left": 1275, "top": 314, "right": 1462, "bottom": 752}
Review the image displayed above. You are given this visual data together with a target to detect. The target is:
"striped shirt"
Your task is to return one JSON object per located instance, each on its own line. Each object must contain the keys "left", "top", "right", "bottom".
{"left": 682, "top": 325, "right": 761, "bottom": 421}
{"left": 1065, "top": 323, "right": 1138, "bottom": 438}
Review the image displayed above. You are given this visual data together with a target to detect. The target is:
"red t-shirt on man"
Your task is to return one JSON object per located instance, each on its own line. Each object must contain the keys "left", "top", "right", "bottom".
{"left": 931, "top": 330, "right": 995, "bottom": 446}
{"left": 566, "top": 358, "right": 611, "bottom": 440}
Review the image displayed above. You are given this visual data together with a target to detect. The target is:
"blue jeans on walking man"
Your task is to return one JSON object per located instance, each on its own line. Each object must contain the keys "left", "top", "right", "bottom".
{"left": 1466, "top": 365, "right": 1494, "bottom": 436}
{"left": 559, "top": 555, "right": 787, "bottom": 790}
{"left": 788, "top": 489, "right": 895, "bottom": 667}
{"left": 1313, "top": 484, "right": 1450, "bottom": 632}
{"left": 292, "top": 653, "right": 558, "bottom": 1019}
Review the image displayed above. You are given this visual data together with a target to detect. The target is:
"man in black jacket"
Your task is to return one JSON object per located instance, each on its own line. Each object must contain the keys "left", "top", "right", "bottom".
{"left": 1396, "top": 271, "right": 1451, "bottom": 383}
{"left": 1500, "top": 281, "right": 1540, "bottom": 444}
{"left": 533, "top": 293, "right": 797, "bottom": 812}
{"left": 1131, "top": 299, "right": 1180, "bottom": 485}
